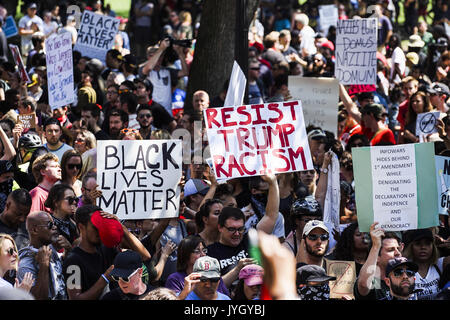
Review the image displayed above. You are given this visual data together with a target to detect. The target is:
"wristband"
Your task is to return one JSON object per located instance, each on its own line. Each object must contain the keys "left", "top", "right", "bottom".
{"left": 101, "top": 274, "right": 109, "bottom": 284}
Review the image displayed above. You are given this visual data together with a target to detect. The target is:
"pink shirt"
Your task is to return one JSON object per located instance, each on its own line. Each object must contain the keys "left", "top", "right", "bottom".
{"left": 29, "top": 185, "right": 51, "bottom": 214}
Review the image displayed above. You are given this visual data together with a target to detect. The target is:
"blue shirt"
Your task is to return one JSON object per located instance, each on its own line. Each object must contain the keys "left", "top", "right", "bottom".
{"left": 185, "top": 290, "right": 231, "bottom": 300}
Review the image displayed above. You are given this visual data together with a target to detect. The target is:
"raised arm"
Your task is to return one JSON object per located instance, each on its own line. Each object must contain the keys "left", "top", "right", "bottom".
{"left": 256, "top": 174, "right": 280, "bottom": 234}
{"left": 0, "top": 125, "right": 16, "bottom": 161}
{"left": 339, "top": 83, "right": 361, "bottom": 123}
{"left": 142, "top": 38, "right": 170, "bottom": 76}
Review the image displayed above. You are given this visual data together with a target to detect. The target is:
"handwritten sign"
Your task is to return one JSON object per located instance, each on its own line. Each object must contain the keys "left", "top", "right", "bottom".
{"left": 8, "top": 44, "right": 30, "bottom": 83}
{"left": 97, "top": 140, "right": 182, "bottom": 220}
{"left": 45, "top": 32, "right": 75, "bottom": 110}
{"left": 2, "top": 16, "right": 18, "bottom": 38}
{"left": 435, "top": 155, "right": 450, "bottom": 215}
{"left": 18, "top": 113, "right": 36, "bottom": 129}
{"left": 74, "top": 11, "right": 119, "bottom": 63}
{"left": 335, "top": 18, "right": 378, "bottom": 85}
{"left": 318, "top": 5, "right": 338, "bottom": 35}
{"left": 204, "top": 101, "right": 313, "bottom": 179}
{"left": 353, "top": 143, "right": 439, "bottom": 232}
{"left": 326, "top": 260, "right": 356, "bottom": 299}
{"left": 416, "top": 111, "right": 440, "bottom": 136}
{"left": 347, "top": 84, "right": 376, "bottom": 95}
{"left": 289, "top": 77, "right": 339, "bottom": 136}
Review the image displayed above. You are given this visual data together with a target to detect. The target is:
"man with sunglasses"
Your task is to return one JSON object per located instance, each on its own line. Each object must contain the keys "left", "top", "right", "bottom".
{"left": 136, "top": 104, "right": 153, "bottom": 139}
{"left": 17, "top": 211, "right": 67, "bottom": 299}
{"left": 383, "top": 257, "right": 419, "bottom": 300}
{"left": 296, "top": 220, "right": 330, "bottom": 268}
{"left": 185, "top": 256, "right": 230, "bottom": 300}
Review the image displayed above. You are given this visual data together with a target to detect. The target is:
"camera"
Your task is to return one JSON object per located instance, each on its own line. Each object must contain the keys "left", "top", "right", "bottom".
{"left": 164, "top": 35, "right": 193, "bottom": 48}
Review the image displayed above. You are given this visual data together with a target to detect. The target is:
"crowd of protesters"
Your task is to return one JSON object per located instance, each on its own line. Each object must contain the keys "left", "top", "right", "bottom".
{"left": 0, "top": 0, "right": 448, "bottom": 301}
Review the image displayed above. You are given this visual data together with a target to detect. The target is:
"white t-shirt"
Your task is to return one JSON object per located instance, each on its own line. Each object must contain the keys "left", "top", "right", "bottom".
{"left": 414, "top": 257, "right": 444, "bottom": 300}
{"left": 390, "top": 47, "right": 406, "bottom": 83}
{"left": 299, "top": 25, "right": 317, "bottom": 56}
{"left": 18, "top": 15, "right": 44, "bottom": 55}
{"left": 43, "top": 21, "right": 58, "bottom": 37}
{"left": 0, "top": 277, "right": 13, "bottom": 289}
{"left": 147, "top": 68, "right": 174, "bottom": 115}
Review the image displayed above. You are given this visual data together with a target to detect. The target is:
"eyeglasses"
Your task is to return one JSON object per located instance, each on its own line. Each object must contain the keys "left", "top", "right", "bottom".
{"left": 250, "top": 67, "right": 260, "bottom": 71}
{"left": 193, "top": 248, "right": 208, "bottom": 255}
{"left": 138, "top": 114, "right": 152, "bottom": 119}
{"left": 6, "top": 248, "right": 17, "bottom": 256}
{"left": 392, "top": 269, "right": 415, "bottom": 278}
{"left": 36, "top": 221, "right": 55, "bottom": 230}
{"left": 121, "top": 128, "right": 138, "bottom": 134}
{"left": 65, "top": 196, "right": 79, "bottom": 206}
{"left": 118, "top": 89, "right": 130, "bottom": 94}
{"left": 224, "top": 226, "right": 245, "bottom": 234}
{"left": 112, "top": 268, "right": 139, "bottom": 282}
{"left": 200, "top": 277, "right": 220, "bottom": 283}
{"left": 67, "top": 163, "right": 82, "bottom": 170}
{"left": 306, "top": 234, "right": 329, "bottom": 241}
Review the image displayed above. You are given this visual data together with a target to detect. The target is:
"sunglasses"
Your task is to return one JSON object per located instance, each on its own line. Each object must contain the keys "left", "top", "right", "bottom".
{"left": 306, "top": 234, "right": 329, "bottom": 241}
{"left": 121, "top": 128, "right": 139, "bottom": 134}
{"left": 65, "top": 196, "right": 79, "bottom": 206}
{"left": 250, "top": 67, "right": 260, "bottom": 71}
{"left": 118, "top": 89, "right": 130, "bottom": 94}
{"left": 6, "top": 247, "right": 17, "bottom": 256}
{"left": 112, "top": 268, "right": 139, "bottom": 283}
{"left": 200, "top": 277, "right": 220, "bottom": 283}
{"left": 67, "top": 163, "right": 82, "bottom": 170}
{"left": 138, "top": 114, "right": 152, "bottom": 119}
{"left": 392, "top": 269, "right": 415, "bottom": 278}
{"left": 36, "top": 221, "right": 55, "bottom": 230}
{"left": 224, "top": 226, "right": 245, "bottom": 234}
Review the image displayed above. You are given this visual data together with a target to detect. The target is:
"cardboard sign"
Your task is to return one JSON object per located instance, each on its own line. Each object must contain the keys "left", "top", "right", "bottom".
{"left": 45, "top": 32, "right": 75, "bottom": 109}
{"left": 335, "top": 18, "right": 378, "bottom": 85}
{"left": 353, "top": 143, "right": 439, "bottom": 232}
{"left": 8, "top": 44, "right": 30, "bottom": 83}
{"left": 326, "top": 260, "right": 356, "bottom": 299}
{"left": 17, "top": 113, "right": 36, "bottom": 129}
{"left": 204, "top": 101, "right": 313, "bottom": 179}
{"left": 74, "top": 11, "right": 119, "bottom": 63}
{"left": 289, "top": 77, "right": 339, "bottom": 136}
{"left": 318, "top": 5, "right": 338, "bottom": 35}
{"left": 435, "top": 155, "right": 450, "bottom": 215}
{"left": 96, "top": 140, "right": 183, "bottom": 220}
{"left": 416, "top": 111, "right": 440, "bottom": 136}
{"left": 3, "top": 16, "right": 18, "bottom": 38}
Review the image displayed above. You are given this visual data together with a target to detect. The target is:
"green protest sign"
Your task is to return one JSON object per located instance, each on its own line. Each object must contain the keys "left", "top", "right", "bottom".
{"left": 353, "top": 143, "right": 439, "bottom": 233}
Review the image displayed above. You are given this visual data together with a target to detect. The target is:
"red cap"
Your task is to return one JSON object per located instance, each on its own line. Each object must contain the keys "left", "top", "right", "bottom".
{"left": 90, "top": 211, "right": 124, "bottom": 248}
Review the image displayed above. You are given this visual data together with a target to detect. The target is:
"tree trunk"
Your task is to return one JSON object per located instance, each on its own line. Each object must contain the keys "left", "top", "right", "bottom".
{"left": 184, "top": 0, "right": 259, "bottom": 110}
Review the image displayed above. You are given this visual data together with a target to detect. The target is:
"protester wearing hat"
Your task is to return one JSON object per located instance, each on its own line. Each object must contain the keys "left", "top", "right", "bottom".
{"left": 183, "top": 178, "right": 210, "bottom": 213}
{"left": 63, "top": 205, "right": 151, "bottom": 300}
{"left": 360, "top": 103, "right": 396, "bottom": 146}
{"left": 403, "top": 228, "right": 450, "bottom": 300}
{"left": 184, "top": 256, "right": 231, "bottom": 300}
{"left": 428, "top": 82, "right": 450, "bottom": 113}
{"left": 307, "top": 128, "right": 327, "bottom": 167}
{"left": 101, "top": 49, "right": 125, "bottom": 82}
{"left": 232, "top": 264, "right": 264, "bottom": 300}
{"left": 384, "top": 257, "right": 419, "bottom": 300}
{"left": 101, "top": 250, "right": 153, "bottom": 300}
{"left": 121, "top": 54, "right": 137, "bottom": 81}
{"left": 18, "top": 3, "right": 44, "bottom": 57}
{"left": 296, "top": 264, "right": 336, "bottom": 300}
{"left": 296, "top": 220, "right": 330, "bottom": 268}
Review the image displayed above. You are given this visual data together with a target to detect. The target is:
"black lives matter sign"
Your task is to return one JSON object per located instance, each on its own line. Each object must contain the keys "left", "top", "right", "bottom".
{"left": 97, "top": 140, "right": 182, "bottom": 220}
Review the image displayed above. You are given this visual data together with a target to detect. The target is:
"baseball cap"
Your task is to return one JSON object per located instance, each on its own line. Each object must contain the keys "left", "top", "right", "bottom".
{"left": 307, "top": 128, "right": 326, "bottom": 140}
{"left": 123, "top": 54, "right": 137, "bottom": 68}
{"left": 385, "top": 257, "right": 418, "bottom": 277}
{"left": 302, "top": 220, "right": 329, "bottom": 237}
{"left": 427, "top": 82, "right": 450, "bottom": 96}
{"left": 296, "top": 265, "right": 336, "bottom": 286}
{"left": 436, "top": 37, "right": 448, "bottom": 47}
{"left": 193, "top": 256, "right": 221, "bottom": 278}
{"left": 90, "top": 211, "right": 124, "bottom": 248}
{"left": 403, "top": 228, "right": 434, "bottom": 248}
{"left": 184, "top": 179, "right": 210, "bottom": 197}
{"left": 239, "top": 264, "right": 264, "bottom": 286}
{"left": 109, "top": 250, "right": 142, "bottom": 280}
{"left": 28, "top": 3, "right": 37, "bottom": 9}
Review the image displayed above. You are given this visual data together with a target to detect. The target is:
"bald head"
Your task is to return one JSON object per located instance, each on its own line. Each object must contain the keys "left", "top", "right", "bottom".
{"left": 26, "top": 211, "right": 52, "bottom": 231}
{"left": 193, "top": 90, "right": 210, "bottom": 112}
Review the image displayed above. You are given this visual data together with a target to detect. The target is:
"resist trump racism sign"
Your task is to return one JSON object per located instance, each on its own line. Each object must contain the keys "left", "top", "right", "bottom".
{"left": 204, "top": 100, "right": 314, "bottom": 179}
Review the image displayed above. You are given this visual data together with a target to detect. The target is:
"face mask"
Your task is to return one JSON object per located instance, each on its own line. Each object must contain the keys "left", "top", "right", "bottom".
{"left": 298, "top": 283, "right": 330, "bottom": 300}
{"left": 252, "top": 192, "right": 268, "bottom": 205}
{"left": 0, "top": 179, "right": 13, "bottom": 195}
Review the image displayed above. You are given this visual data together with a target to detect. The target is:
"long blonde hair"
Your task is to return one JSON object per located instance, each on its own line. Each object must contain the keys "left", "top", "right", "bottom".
{"left": 0, "top": 234, "right": 18, "bottom": 272}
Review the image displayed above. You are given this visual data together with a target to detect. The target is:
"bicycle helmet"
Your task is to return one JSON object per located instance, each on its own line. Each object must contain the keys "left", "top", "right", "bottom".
{"left": 18, "top": 133, "right": 43, "bottom": 150}
{"left": 290, "top": 195, "right": 322, "bottom": 218}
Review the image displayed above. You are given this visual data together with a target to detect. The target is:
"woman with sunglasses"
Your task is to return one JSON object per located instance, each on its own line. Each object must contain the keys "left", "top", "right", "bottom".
{"left": 60, "top": 149, "right": 83, "bottom": 197}
{"left": 0, "top": 234, "right": 34, "bottom": 292}
{"left": 165, "top": 235, "right": 230, "bottom": 300}
{"left": 119, "top": 128, "right": 143, "bottom": 140}
{"left": 44, "top": 184, "right": 79, "bottom": 247}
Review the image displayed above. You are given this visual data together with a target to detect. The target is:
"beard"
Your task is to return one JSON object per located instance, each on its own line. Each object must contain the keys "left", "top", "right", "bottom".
{"left": 305, "top": 241, "right": 328, "bottom": 258}
{"left": 390, "top": 281, "right": 415, "bottom": 298}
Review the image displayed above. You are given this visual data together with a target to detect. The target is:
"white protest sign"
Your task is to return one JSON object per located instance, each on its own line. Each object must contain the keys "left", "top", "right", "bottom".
{"left": 435, "top": 155, "right": 450, "bottom": 215}
{"left": 326, "top": 260, "right": 356, "bottom": 299}
{"left": 204, "top": 101, "right": 314, "bottom": 179}
{"left": 288, "top": 77, "right": 339, "bottom": 136}
{"left": 74, "top": 11, "right": 119, "bottom": 63}
{"left": 45, "top": 32, "right": 75, "bottom": 109}
{"left": 335, "top": 18, "right": 378, "bottom": 85}
{"left": 319, "top": 5, "right": 338, "bottom": 35}
{"left": 97, "top": 140, "right": 183, "bottom": 220}
{"left": 416, "top": 111, "right": 440, "bottom": 136}
{"left": 223, "top": 61, "right": 246, "bottom": 108}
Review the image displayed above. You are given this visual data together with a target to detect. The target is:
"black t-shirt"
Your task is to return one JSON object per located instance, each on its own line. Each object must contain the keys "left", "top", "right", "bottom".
{"left": 149, "top": 100, "right": 174, "bottom": 130}
{"left": 62, "top": 245, "right": 119, "bottom": 294}
{"left": 207, "top": 234, "right": 250, "bottom": 276}
{"left": 0, "top": 220, "right": 29, "bottom": 250}
{"left": 353, "top": 276, "right": 390, "bottom": 300}
{"left": 101, "top": 283, "right": 154, "bottom": 300}
{"left": 95, "top": 129, "right": 111, "bottom": 141}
